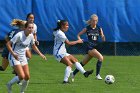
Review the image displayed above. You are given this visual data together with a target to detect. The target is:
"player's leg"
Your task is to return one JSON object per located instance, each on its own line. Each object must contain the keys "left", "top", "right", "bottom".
{"left": 0, "top": 57, "right": 9, "bottom": 71}
{"left": 7, "top": 64, "right": 25, "bottom": 93}
{"left": 88, "top": 49, "right": 103, "bottom": 80}
{"left": 60, "top": 56, "right": 73, "bottom": 83}
{"left": 0, "top": 47, "right": 9, "bottom": 71}
{"left": 69, "top": 55, "right": 93, "bottom": 78}
{"left": 20, "top": 64, "right": 30, "bottom": 93}
{"left": 72, "top": 54, "right": 92, "bottom": 76}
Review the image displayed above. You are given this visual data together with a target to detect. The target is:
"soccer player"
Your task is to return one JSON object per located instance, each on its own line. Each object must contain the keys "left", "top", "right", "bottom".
{"left": 72, "top": 14, "right": 105, "bottom": 81}
{"left": 6, "top": 22, "right": 46, "bottom": 93}
{"left": 53, "top": 20, "right": 93, "bottom": 84}
{"left": 0, "top": 19, "right": 26, "bottom": 71}
{"left": 25, "top": 13, "right": 39, "bottom": 60}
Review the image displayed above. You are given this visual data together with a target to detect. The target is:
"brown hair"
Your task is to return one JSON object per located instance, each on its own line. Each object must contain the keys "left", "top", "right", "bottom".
{"left": 53, "top": 20, "right": 68, "bottom": 31}
{"left": 10, "top": 19, "right": 26, "bottom": 28}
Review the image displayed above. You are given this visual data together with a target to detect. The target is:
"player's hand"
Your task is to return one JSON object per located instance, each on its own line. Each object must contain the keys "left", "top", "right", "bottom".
{"left": 77, "top": 39, "right": 83, "bottom": 43}
{"left": 35, "top": 41, "right": 39, "bottom": 46}
{"left": 40, "top": 54, "right": 47, "bottom": 61}
{"left": 13, "top": 53, "right": 19, "bottom": 60}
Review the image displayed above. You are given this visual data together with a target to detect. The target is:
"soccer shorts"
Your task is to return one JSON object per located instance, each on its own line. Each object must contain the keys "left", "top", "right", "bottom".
{"left": 9, "top": 55, "right": 28, "bottom": 67}
{"left": 54, "top": 53, "right": 70, "bottom": 62}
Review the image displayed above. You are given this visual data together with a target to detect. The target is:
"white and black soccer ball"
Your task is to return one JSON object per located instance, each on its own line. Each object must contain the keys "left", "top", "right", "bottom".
{"left": 105, "top": 75, "right": 115, "bottom": 84}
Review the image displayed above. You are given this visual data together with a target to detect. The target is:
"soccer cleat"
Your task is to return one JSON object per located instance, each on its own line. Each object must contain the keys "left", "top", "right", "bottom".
{"left": 96, "top": 74, "right": 103, "bottom": 80}
{"left": 17, "top": 81, "right": 22, "bottom": 86}
{"left": 71, "top": 71, "right": 75, "bottom": 82}
{"left": 6, "top": 83, "right": 12, "bottom": 93}
{"left": 62, "top": 81, "right": 70, "bottom": 84}
{"left": 84, "top": 70, "right": 93, "bottom": 78}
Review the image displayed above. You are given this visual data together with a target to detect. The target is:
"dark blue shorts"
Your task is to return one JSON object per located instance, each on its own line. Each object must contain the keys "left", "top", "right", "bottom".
{"left": 86, "top": 45, "right": 98, "bottom": 54}
{"left": 1, "top": 46, "right": 9, "bottom": 59}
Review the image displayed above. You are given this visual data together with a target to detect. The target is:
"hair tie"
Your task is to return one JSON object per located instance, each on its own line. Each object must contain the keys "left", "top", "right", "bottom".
{"left": 57, "top": 20, "right": 60, "bottom": 22}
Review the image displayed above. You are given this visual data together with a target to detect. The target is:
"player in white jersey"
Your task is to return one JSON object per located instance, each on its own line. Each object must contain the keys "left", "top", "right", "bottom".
{"left": 6, "top": 22, "right": 46, "bottom": 93}
{"left": 26, "top": 13, "right": 38, "bottom": 45}
{"left": 25, "top": 13, "right": 39, "bottom": 60}
{"left": 53, "top": 20, "right": 93, "bottom": 84}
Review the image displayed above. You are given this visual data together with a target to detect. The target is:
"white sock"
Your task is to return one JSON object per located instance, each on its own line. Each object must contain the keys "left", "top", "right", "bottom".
{"left": 64, "top": 66, "right": 72, "bottom": 82}
{"left": 74, "top": 62, "right": 86, "bottom": 74}
{"left": 20, "top": 80, "right": 29, "bottom": 92}
{"left": 8, "top": 76, "right": 19, "bottom": 85}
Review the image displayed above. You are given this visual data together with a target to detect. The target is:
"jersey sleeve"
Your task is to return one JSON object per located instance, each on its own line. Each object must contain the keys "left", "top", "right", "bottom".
{"left": 30, "top": 34, "right": 35, "bottom": 45}
{"left": 34, "top": 24, "right": 37, "bottom": 33}
{"left": 58, "top": 32, "right": 68, "bottom": 42}
{"left": 10, "top": 32, "right": 21, "bottom": 44}
{"left": 7, "top": 30, "right": 16, "bottom": 40}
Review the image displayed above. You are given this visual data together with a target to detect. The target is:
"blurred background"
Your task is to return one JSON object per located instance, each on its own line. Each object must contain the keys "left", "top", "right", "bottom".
{"left": 0, "top": 0, "right": 140, "bottom": 56}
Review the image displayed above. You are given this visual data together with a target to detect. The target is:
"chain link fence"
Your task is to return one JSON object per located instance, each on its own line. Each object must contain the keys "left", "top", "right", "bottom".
{"left": 36, "top": 41, "right": 140, "bottom": 56}
{"left": 0, "top": 40, "right": 140, "bottom": 56}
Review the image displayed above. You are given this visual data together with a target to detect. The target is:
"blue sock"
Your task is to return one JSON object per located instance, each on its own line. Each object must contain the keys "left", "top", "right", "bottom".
{"left": 96, "top": 60, "right": 102, "bottom": 76}
{"left": 73, "top": 62, "right": 84, "bottom": 75}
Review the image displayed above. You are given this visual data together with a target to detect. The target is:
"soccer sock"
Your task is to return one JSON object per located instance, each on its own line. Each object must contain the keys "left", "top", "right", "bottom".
{"left": 74, "top": 62, "right": 86, "bottom": 74}
{"left": 73, "top": 62, "right": 85, "bottom": 75}
{"left": 0, "top": 66, "right": 4, "bottom": 71}
{"left": 96, "top": 60, "right": 102, "bottom": 76}
{"left": 64, "top": 66, "right": 72, "bottom": 82}
{"left": 20, "top": 80, "right": 29, "bottom": 93}
{"left": 8, "top": 76, "right": 19, "bottom": 85}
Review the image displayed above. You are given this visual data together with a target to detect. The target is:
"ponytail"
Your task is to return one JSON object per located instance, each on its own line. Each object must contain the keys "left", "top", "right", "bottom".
{"left": 53, "top": 20, "right": 68, "bottom": 31}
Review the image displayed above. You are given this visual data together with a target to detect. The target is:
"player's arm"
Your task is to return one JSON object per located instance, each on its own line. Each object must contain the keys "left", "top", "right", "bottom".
{"left": 4, "top": 31, "right": 14, "bottom": 42}
{"left": 100, "top": 28, "right": 105, "bottom": 42}
{"left": 6, "top": 41, "right": 18, "bottom": 60}
{"left": 77, "top": 28, "right": 87, "bottom": 40}
{"left": 65, "top": 39, "right": 83, "bottom": 46}
{"left": 5, "top": 35, "right": 10, "bottom": 42}
{"left": 33, "top": 33, "right": 39, "bottom": 45}
{"left": 33, "top": 25, "right": 39, "bottom": 45}
{"left": 6, "top": 33, "right": 20, "bottom": 60}
{"left": 32, "top": 44, "right": 47, "bottom": 60}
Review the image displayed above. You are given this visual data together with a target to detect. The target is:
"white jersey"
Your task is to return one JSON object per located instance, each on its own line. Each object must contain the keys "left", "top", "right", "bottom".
{"left": 10, "top": 31, "right": 35, "bottom": 56}
{"left": 33, "top": 23, "right": 37, "bottom": 34}
{"left": 8, "top": 31, "right": 35, "bottom": 66}
{"left": 53, "top": 29, "right": 70, "bottom": 62}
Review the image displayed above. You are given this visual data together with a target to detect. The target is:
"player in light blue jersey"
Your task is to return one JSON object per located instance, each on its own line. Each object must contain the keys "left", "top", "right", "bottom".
{"left": 53, "top": 20, "right": 93, "bottom": 84}
{"left": 6, "top": 22, "right": 46, "bottom": 93}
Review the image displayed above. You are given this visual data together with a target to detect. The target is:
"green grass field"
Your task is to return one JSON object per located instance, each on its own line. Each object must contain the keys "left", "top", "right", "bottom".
{"left": 0, "top": 55, "right": 140, "bottom": 93}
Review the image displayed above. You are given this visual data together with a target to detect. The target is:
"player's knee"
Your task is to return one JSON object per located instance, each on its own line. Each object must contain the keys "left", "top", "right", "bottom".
{"left": 2, "top": 66, "right": 8, "bottom": 71}
{"left": 68, "top": 62, "right": 73, "bottom": 67}
{"left": 25, "top": 75, "right": 30, "bottom": 80}
{"left": 18, "top": 74, "right": 25, "bottom": 80}
{"left": 99, "top": 56, "right": 104, "bottom": 62}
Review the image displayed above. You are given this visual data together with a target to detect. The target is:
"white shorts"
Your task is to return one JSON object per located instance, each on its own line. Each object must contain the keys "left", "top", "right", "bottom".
{"left": 25, "top": 47, "right": 31, "bottom": 51}
{"left": 9, "top": 55, "right": 28, "bottom": 67}
{"left": 54, "top": 53, "right": 70, "bottom": 62}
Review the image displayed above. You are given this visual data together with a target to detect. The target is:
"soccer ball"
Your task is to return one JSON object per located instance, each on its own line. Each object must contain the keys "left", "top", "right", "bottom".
{"left": 105, "top": 75, "right": 115, "bottom": 84}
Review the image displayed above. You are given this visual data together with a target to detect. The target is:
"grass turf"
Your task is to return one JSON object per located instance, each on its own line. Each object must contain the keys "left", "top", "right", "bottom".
{"left": 0, "top": 55, "right": 140, "bottom": 93}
